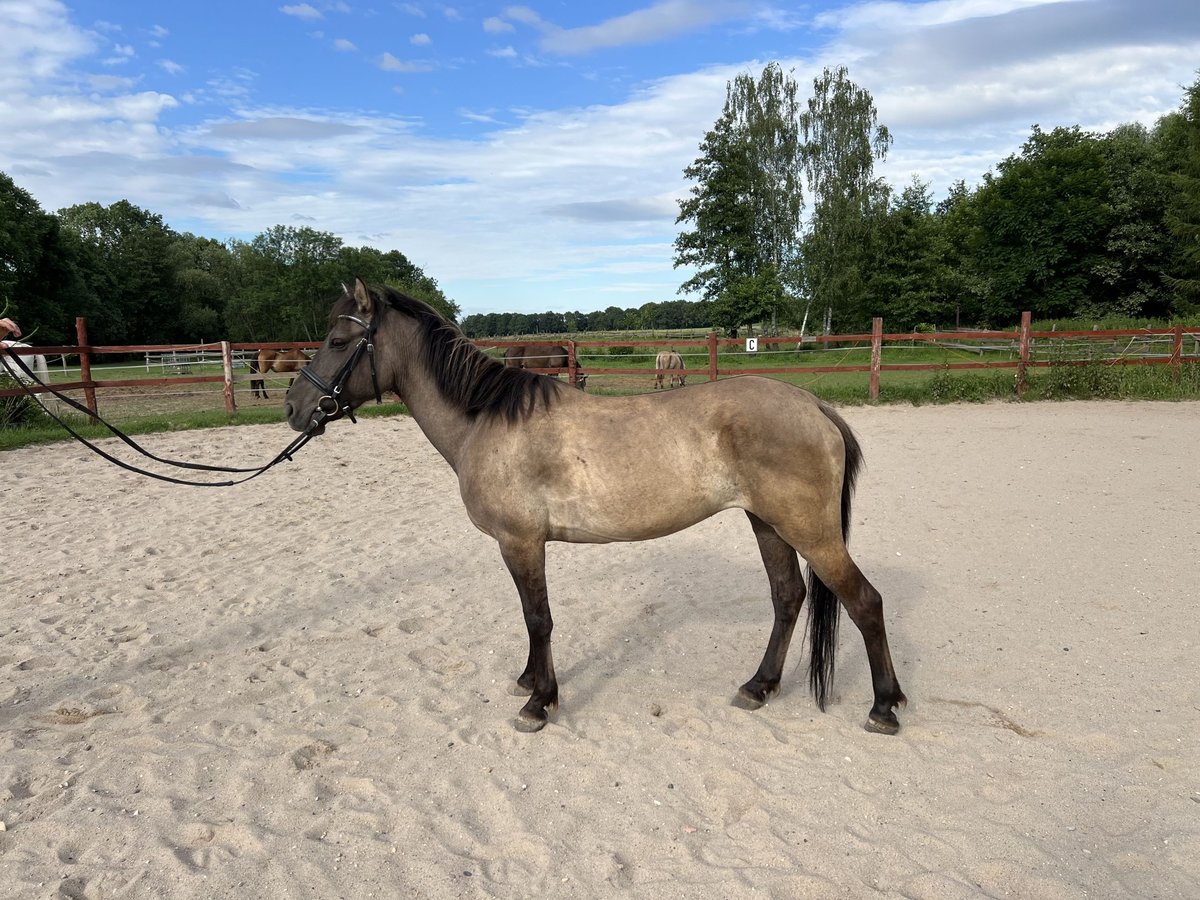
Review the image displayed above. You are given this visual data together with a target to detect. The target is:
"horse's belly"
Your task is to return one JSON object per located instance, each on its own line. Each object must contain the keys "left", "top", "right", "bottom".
{"left": 545, "top": 478, "right": 737, "bottom": 544}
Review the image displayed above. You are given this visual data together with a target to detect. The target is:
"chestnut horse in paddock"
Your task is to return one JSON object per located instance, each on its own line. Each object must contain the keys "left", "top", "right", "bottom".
{"left": 285, "top": 279, "right": 906, "bottom": 735}
{"left": 250, "top": 347, "right": 310, "bottom": 399}
{"left": 502, "top": 344, "right": 587, "bottom": 391}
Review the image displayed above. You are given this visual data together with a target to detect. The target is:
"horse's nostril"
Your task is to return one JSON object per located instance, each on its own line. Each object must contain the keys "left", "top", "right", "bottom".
{"left": 284, "top": 402, "right": 294, "bottom": 419}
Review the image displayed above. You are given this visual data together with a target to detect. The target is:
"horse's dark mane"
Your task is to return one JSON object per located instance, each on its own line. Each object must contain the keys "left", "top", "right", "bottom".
{"left": 372, "top": 285, "right": 561, "bottom": 423}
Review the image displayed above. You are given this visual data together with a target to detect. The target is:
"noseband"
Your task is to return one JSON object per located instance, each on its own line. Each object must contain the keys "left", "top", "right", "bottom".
{"left": 298, "top": 313, "right": 383, "bottom": 432}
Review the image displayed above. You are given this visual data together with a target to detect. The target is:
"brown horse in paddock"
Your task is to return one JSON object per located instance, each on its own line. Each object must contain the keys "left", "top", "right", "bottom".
{"left": 250, "top": 347, "right": 310, "bottom": 399}
{"left": 654, "top": 350, "right": 686, "bottom": 389}
{"left": 285, "top": 280, "right": 905, "bottom": 734}
{"left": 503, "top": 344, "right": 587, "bottom": 391}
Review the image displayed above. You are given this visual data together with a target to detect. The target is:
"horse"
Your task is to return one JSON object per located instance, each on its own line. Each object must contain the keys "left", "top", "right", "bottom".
{"left": 654, "top": 350, "right": 686, "bottom": 389}
{"left": 285, "top": 279, "right": 906, "bottom": 735}
{"left": 1, "top": 341, "right": 50, "bottom": 384}
{"left": 250, "top": 347, "right": 310, "bottom": 399}
{"left": 503, "top": 344, "right": 587, "bottom": 391}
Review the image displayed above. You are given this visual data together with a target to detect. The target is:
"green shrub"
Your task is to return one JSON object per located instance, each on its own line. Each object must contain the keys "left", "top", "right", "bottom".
{"left": 0, "top": 373, "right": 49, "bottom": 429}
{"left": 1033, "top": 361, "right": 1119, "bottom": 399}
{"left": 925, "top": 368, "right": 1014, "bottom": 403}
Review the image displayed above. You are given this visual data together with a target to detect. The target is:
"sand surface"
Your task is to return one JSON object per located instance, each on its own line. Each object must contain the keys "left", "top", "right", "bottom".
{"left": 2, "top": 401, "right": 1197, "bottom": 899}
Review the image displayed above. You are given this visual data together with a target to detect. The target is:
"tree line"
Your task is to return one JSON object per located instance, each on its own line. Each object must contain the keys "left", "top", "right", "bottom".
{"left": 0, "top": 188, "right": 457, "bottom": 346}
{"left": 458, "top": 299, "right": 716, "bottom": 338}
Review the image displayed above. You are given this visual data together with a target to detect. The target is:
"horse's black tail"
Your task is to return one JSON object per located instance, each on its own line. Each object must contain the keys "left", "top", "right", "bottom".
{"left": 807, "top": 401, "right": 863, "bottom": 711}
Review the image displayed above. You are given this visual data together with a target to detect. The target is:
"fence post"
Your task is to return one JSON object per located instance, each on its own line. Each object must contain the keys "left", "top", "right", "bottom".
{"left": 707, "top": 331, "right": 718, "bottom": 382}
{"left": 221, "top": 341, "right": 237, "bottom": 414}
{"left": 1172, "top": 324, "right": 1183, "bottom": 383}
{"left": 1016, "top": 310, "right": 1032, "bottom": 396}
{"left": 75, "top": 316, "right": 98, "bottom": 422}
{"left": 567, "top": 340, "right": 578, "bottom": 388}
{"left": 869, "top": 317, "right": 883, "bottom": 400}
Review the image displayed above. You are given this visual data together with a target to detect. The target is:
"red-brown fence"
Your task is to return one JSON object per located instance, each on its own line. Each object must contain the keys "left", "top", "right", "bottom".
{"left": 485, "top": 312, "right": 1198, "bottom": 396}
{"left": 4, "top": 314, "right": 1198, "bottom": 420}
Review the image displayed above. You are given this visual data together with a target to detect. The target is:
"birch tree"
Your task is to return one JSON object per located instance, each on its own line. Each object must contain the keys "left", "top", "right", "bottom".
{"left": 799, "top": 66, "right": 892, "bottom": 334}
{"left": 675, "top": 63, "right": 805, "bottom": 333}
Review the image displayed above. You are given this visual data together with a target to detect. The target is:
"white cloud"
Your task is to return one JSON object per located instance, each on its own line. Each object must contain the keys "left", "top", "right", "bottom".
{"left": 88, "top": 74, "right": 139, "bottom": 91}
{"left": 158, "top": 59, "right": 184, "bottom": 75}
{"left": 483, "top": 16, "right": 514, "bottom": 33}
{"left": 519, "top": 0, "right": 751, "bottom": 55}
{"left": 378, "top": 52, "right": 435, "bottom": 72}
{"left": 0, "top": 0, "right": 96, "bottom": 92}
{"left": 410, "top": 33, "right": 431, "bottom": 46}
{"left": 279, "top": 4, "right": 322, "bottom": 20}
{"left": 488, "top": 46, "right": 518, "bottom": 59}
{"left": 459, "top": 108, "right": 503, "bottom": 124}
{"left": 502, "top": 6, "right": 545, "bottom": 27}
{"left": 333, "top": 37, "right": 357, "bottom": 51}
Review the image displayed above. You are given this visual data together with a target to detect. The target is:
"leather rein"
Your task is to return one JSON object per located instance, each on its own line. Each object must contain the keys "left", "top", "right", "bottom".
{"left": 1, "top": 314, "right": 380, "bottom": 487}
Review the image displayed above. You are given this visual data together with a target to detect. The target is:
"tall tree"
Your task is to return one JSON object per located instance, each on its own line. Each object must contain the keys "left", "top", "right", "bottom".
{"left": 860, "top": 178, "right": 950, "bottom": 330}
{"left": 225, "top": 226, "right": 343, "bottom": 340}
{"left": 726, "top": 62, "right": 806, "bottom": 331}
{"left": 675, "top": 63, "right": 806, "bottom": 334}
{"left": 56, "top": 200, "right": 179, "bottom": 344}
{"left": 674, "top": 107, "right": 758, "bottom": 334}
{"left": 1162, "top": 74, "right": 1200, "bottom": 311}
{"left": 0, "top": 171, "right": 88, "bottom": 343}
{"left": 971, "top": 126, "right": 1112, "bottom": 322}
{"left": 799, "top": 65, "right": 892, "bottom": 333}
{"left": 934, "top": 180, "right": 990, "bottom": 327}
{"left": 1093, "top": 124, "right": 1173, "bottom": 318}
{"left": 168, "top": 233, "right": 237, "bottom": 340}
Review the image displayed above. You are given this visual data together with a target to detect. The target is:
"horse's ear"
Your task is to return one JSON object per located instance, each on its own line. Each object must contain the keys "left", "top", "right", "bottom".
{"left": 341, "top": 281, "right": 350, "bottom": 296}
{"left": 353, "top": 277, "right": 373, "bottom": 317}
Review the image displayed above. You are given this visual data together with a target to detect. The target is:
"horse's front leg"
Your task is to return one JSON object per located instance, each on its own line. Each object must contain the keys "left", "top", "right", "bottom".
{"left": 498, "top": 538, "right": 558, "bottom": 732}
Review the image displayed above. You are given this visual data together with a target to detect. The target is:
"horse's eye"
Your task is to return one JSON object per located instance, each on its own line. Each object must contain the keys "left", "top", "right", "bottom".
{"left": 330, "top": 338, "right": 347, "bottom": 349}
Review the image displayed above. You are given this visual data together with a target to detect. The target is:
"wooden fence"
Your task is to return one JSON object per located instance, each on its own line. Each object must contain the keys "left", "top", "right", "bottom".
{"left": 3, "top": 314, "right": 1198, "bottom": 420}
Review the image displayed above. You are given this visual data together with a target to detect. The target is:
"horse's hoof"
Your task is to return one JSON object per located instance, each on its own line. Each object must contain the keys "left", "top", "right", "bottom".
{"left": 514, "top": 712, "right": 547, "bottom": 733}
{"left": 865, "top": 711, "right": 901, "bottom": 735}
{"left": 733, "top": 682, "right": 778, "bottom": 710}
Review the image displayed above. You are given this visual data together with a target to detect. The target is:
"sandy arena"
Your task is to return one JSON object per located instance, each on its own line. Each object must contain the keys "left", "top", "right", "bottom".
{"left": 2, "top": 401, "right": 1197, "bottom": 898}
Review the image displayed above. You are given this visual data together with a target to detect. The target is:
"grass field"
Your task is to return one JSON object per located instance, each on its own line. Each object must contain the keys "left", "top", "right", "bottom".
{"left": 3, "top": 330, "right": 1198, "bottom": 451}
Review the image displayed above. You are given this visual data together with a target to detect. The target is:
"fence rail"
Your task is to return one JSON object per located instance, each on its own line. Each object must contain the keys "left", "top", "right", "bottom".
{"left": 3, "top": 314, "right": 1198, "bottom": 420}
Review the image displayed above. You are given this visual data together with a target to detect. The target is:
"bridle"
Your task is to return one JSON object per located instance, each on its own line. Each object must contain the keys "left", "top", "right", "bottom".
{"left": 297, "top": 312, "right": 383, "bottom": 432}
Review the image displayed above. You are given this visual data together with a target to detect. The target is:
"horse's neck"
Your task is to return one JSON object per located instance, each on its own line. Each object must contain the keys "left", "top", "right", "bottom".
{"left": 390, "top": 344, "right": 473, "bottom": 472}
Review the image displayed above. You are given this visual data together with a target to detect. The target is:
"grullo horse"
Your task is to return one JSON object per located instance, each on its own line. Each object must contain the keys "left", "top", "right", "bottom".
{"left": 654, "top": 350, "right": 686, "bottom": 389}
{"left": 285, "top": 279, "right": 906, "bottom": 735}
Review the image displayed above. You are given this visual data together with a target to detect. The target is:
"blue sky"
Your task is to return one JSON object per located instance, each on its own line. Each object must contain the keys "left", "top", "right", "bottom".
{"left": 2, "top": 0, "right": 1199, "bottom": 318}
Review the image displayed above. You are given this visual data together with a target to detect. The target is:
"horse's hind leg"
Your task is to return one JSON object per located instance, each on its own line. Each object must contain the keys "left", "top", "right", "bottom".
{"left": 498, "top": 539, "right": 559, "bottom": 732}
{"left": 805, "top": 544, "right": 906, "bottom": 734}
{"left": 737, "top": 512, "right": 807, "bottom": 709}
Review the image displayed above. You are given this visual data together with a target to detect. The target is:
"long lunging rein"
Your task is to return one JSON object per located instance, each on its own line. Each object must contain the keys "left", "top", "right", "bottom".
{"left": 1, "top": 313, "right": 379, "bottom": 487}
